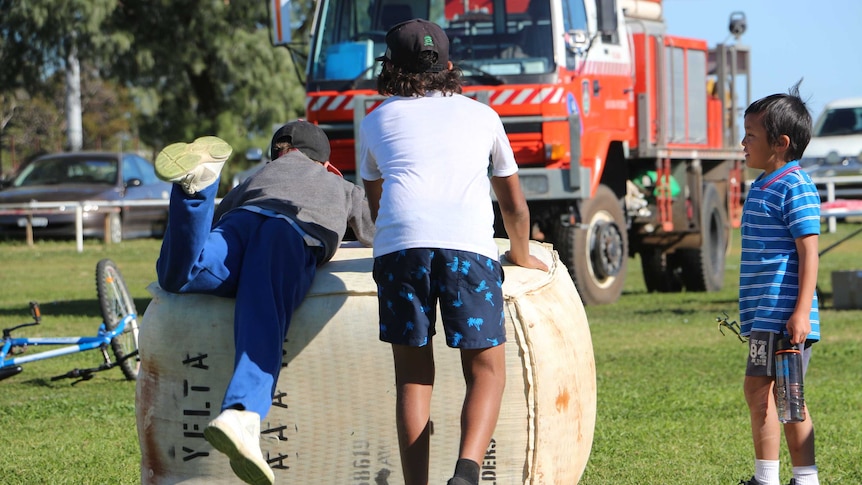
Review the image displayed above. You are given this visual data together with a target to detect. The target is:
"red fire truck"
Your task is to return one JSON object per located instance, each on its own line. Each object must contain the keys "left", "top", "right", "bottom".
{"left": 275, "top": 0, "right": 751, "bottom": 305}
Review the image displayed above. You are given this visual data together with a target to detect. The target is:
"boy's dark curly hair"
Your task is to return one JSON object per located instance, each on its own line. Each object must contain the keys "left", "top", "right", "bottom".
{"left": 744, "top": 79, "right": 812, "bottom": 161}
{"left": 377, "top": 51, "right": 463, "bottom": 97}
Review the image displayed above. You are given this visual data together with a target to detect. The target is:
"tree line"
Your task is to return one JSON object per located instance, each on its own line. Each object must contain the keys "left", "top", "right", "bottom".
{"left": 0, "top": 0, "right": 315, "bottom": 179}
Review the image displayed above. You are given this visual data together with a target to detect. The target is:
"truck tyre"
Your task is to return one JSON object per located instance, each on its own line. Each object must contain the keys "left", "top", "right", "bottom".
{"left": 561, "top": 185, "right": 628, "bottom": 305}
{"left": 678, "top": 183, "right": 727, "bottom": 292}
{"left": 640, "top": 248, "right": 682, "bottom": 293}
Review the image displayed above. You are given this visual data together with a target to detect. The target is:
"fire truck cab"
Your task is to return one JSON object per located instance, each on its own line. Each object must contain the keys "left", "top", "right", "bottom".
{"left": 287, "top": 0, "right": 750, "bottom": 305}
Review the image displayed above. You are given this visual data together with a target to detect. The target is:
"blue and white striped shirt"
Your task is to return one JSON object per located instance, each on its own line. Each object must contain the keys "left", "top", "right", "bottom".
{"left": 739, "top": 161, "right": 821, "bottom": 341}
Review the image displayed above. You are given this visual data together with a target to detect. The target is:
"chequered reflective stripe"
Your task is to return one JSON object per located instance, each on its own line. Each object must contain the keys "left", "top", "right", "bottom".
{"left": 306, "top": 87, "right": 566, "bottom": 113}
{"left": 488, "top": 87, "right": 564, "bottom": 106}
{"left": 305, "top": 60, "right": 631, "bottom": 113}
{"left": 306, "top": 96, "right": 383, "bottom": 113}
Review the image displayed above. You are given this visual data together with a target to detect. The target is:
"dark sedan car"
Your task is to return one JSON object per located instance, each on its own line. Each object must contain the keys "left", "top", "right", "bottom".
{"left": 0, "top": 151, "right": 173, "bottom": 242}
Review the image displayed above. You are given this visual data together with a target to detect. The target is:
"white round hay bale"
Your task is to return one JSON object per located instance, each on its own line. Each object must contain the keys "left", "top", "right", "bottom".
{"left": 136, "top": 240, "right": 595, "bottom": 484}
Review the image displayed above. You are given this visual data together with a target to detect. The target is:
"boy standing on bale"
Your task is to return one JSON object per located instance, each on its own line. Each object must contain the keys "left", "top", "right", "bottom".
{"left": 154, "top": 121, "right": 374, "bottom": 485}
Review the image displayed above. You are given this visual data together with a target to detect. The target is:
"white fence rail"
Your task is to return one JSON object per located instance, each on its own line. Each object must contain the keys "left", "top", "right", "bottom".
{"left": 744, "top": 175, "right": 862, "bottom": 233}
{"left": 812, "top": 175, "right": 862, "bottom": 233}
{"left": 3, "top": 175, "right": 861, "bottom": 253}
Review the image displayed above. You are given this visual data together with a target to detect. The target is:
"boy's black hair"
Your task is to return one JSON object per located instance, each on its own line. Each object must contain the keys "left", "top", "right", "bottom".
{"left": 744, "top": 79, "right": 812, "bottom": 161}
{"left": 376, "top": 53, "right": 463, "bottom": 97}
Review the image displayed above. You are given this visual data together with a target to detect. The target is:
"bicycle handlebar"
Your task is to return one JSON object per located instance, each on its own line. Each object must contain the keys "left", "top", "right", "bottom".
{"left": 3, "top": 302, "right": 42, "bottom": 337}
{"left": 29, "top": 301, "right": 41, "bottom": 323}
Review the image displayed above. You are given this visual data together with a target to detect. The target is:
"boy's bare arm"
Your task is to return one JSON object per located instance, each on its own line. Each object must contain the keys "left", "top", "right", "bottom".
{"left": 787, "top": 234, "right": 819, "bottom": 344}
{"left": 362, "top": 178, "right": 383, "bottom": 222}
{"left": 490, "top": 174, "right": 548, "bottom": 271}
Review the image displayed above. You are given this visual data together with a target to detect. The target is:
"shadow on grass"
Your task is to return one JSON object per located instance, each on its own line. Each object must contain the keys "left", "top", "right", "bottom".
{"left": 21, "top": 377, "right": 55, "bottom": 388}
{"left": 0, "top": 299, "right": 101, "bottom": 319}
{"left": 0, "top": 298, "right": 152, "bottom": 320}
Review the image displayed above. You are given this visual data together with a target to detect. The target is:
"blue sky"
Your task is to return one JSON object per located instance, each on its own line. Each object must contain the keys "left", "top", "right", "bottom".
{"left": 662, "top": 0, "right": 862, "bottom": 126}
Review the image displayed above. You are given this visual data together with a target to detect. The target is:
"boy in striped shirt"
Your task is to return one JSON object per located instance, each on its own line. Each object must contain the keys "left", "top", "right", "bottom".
{"left": 738, "top": 81, "right": 820, "bottom": 485}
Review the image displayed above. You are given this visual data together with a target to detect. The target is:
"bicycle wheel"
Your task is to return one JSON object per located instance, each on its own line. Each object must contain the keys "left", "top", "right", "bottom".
{"left": 95, "top": 258, "right": 140, "bottom": 380}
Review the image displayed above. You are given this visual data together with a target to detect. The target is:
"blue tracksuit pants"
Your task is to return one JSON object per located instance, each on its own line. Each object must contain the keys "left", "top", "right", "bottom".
{"left": 156, "top": 182, "right": 317, "bottom": 418}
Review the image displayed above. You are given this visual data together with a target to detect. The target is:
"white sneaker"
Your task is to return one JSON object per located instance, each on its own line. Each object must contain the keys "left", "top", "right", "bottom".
{"left": 155, "top": 136, "right": 232, "bottom": 195}
{"left": 203, "top": 409, "right": 275, "bottom": 485}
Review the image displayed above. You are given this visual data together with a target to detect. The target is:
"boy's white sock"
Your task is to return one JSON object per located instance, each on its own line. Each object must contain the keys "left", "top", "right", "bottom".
{"left": 755, "top": 459, "right": 780, "bottom": 485}
{"left": 792, "top": 465, "right": 819, "bottom": 485}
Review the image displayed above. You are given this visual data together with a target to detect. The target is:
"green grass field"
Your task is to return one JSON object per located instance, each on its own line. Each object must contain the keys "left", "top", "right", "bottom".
{"left": 0, "top": 225, "right": 860, "bottom": 484}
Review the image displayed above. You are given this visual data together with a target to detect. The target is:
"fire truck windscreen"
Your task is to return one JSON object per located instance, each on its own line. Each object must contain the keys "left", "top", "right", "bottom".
{"left": 308, "top": 0, "right": 587, "bottom": 84}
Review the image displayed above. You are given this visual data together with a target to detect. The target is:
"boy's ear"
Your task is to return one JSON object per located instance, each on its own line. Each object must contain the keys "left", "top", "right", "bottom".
{"left": 775, "top": 134, "right": 791, "bottom": 153}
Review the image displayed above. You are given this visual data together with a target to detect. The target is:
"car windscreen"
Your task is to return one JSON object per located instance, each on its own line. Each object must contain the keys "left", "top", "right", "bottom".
{"left": 815, "top": 107, "right": 862, "bottom": 136}
{"left": 14, "top": 157, "right": 119, "bottom": 187}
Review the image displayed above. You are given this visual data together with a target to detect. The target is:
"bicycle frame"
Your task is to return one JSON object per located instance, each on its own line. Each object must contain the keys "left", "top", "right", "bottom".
{"left": 0, "top": 313, "right": 136, "bottom": 368}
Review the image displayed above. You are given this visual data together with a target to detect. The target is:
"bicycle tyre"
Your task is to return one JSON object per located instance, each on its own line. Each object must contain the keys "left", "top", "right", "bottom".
{"left": 95, "top": 258, "right": 140, "bottom": 380}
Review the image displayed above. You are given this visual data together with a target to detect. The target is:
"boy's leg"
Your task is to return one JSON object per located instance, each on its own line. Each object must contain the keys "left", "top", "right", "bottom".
{"left": 158, "top": 182, "right": 220, "bottom": 291}
{"left": 744, "top": 376, "right": 781, "bottom": 485}
{"left": 744, "top": 375, "right": 782, "bottom": 458}
{"left": 457, "top": 345, "right": 505, "bottom": 466}
{"left": 205, "top": 219, "right": 317, "bottom": 485}
{"left": 157, "top": 189, "right": 250, "bottom": 296}
{"left": 372, "top": 248, "right": 440, "bottom": 485}
{"left": 744, "top": 331, "right": 783, "bottom": 485}
{"left": 392, "top": 343, "right": 435, "bottom": 485}
{"left": 434, "top": 250, "right": 507, "bottom": 485}
{"left": 783, "top": 410, "right": 816, "bottom": 464}
{"left": 155, "top": 136, "right": 244, "bottom": 295}
{"left": 784, "top": 344, "right": 818, "bottom": 484}
{"left": 221, "top": 217, "right": 318, "bottom": 417}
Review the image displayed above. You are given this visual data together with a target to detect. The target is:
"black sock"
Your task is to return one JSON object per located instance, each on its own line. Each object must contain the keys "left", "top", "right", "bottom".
{"left": 453, "top": 458, "right": 479, "bottom": 484}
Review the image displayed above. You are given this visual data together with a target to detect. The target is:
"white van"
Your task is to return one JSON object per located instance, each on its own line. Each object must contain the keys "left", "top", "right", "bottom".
{"left": 801, "top": 97, "right": 862, "bottom": 199}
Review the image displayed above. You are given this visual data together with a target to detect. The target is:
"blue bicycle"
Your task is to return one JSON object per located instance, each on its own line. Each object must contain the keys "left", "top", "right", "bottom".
{"left": 0, "top": 259, "right": 140, "bottom": 384}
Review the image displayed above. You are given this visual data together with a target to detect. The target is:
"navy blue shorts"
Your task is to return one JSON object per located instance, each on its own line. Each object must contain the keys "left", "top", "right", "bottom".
{"left": 373, "top": 248, "right": 506, "bottom": 349}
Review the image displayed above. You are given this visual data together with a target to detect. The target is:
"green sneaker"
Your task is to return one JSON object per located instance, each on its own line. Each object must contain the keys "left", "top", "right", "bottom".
{"left": 155, "top": 135, "right": 232, "bottom": 194}
{"left": 204, "top": 409, "right": 274, "bottom": 485}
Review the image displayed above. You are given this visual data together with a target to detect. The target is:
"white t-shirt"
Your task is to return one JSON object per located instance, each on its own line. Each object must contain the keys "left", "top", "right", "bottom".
{"left": 359, "top": 91, "right": 518, "bottom": 260}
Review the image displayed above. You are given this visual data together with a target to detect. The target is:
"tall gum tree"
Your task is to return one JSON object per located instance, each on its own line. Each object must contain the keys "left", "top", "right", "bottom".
{"left": 0, "top": 0, "right": 120, "bottom": 151}
{"left": 0, "top": 0, "right": 315, "bottom": 158}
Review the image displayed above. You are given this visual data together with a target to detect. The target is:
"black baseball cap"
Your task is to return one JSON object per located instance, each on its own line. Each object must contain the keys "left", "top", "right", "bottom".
{"left": 377, "top": 18, "right": 449, "bottom": 73}
{"left": 270, "top": 120, "right": 331, "bottom": 162}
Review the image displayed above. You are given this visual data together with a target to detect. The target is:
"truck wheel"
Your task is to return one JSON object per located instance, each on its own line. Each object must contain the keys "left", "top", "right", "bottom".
{"left": 678, "top": 183, "right": 727, "bottom": 291}
{"left": 562, "top": 185, "right": 628, "bottom": 305}
{"left": 640, "top": 248, "right": 682, "bottom": 293}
